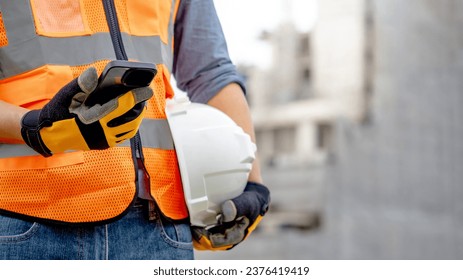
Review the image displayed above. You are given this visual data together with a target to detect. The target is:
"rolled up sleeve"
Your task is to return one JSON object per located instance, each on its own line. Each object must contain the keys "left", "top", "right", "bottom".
{"left": 173, "top": 0, "right": 246, "bottom": 104}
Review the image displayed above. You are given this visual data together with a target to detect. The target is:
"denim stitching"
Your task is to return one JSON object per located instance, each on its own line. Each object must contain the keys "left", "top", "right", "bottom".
{"left": 0, "top": 222, "right": 40, "bottom": 243}
{"left": 104, "top": 225, "right": 109, "bottom": 260}
{"left": 156, "top": 218, "right": 192, "bottom": 250}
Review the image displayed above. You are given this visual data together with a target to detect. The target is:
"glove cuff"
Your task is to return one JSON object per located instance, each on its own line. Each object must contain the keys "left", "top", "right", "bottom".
{"left": 21, "top": 110, "right": 52, "bottom": 157}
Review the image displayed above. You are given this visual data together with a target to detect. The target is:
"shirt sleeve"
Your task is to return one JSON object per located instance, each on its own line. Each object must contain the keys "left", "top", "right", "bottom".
{"left": 173, "top": 0, "right": 246, "bottom": 104}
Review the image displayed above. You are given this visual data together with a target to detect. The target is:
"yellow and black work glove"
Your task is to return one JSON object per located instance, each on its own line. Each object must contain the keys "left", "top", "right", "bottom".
{"left": 192, "top": 181, "right": 270, "bottom": 251}
{"left": 21, "top": 67, "right": 153, "bottom": 157}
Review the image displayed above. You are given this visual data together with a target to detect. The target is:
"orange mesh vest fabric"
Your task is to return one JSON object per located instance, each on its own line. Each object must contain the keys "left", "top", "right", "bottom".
{"left": 0, "top": 0, "right": 188, "bottom": 224}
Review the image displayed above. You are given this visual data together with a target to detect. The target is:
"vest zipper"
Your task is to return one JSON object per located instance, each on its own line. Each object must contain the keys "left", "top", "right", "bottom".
{"left": 102, "top": 0, "right": 127, "bottom": 60}
{"left": 102, "top": 0, "right": 155, "bottom": 213}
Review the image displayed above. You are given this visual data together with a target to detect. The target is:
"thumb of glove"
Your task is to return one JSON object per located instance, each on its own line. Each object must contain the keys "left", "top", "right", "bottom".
{"left": 78, "top": 66, "right": 99, "bottom": 94}
{"left": 220, "top": 181, "right": 270, "bottom": 223}
{"left": 221, "top": 200, "right": 238, "bottom": 223}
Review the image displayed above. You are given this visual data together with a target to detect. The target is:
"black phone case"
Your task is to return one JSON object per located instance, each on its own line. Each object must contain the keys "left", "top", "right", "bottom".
{"left": 84, "top": 61, "right": 157, "bottom": 106}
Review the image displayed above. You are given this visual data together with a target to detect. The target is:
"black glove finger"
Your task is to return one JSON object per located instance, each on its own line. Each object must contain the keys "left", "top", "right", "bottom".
{"left": 107, "top": 102, "right": 145, "bottom": 127}
{"left": 209, "top": 218, "right": 249, "bottom": 247}
{"left": 191, "top": 226, "right": 208, "bottom": 242}
{"left": 193, "top": 218, "right": 250, "bottom": 248}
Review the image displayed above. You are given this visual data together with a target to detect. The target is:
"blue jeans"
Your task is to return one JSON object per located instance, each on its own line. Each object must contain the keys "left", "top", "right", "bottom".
{"left": 0, "top": 202, "right": 193, "bottom": 260}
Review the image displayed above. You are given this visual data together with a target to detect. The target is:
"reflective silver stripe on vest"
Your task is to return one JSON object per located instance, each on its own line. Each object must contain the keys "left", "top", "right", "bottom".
{"left": 118, "top": 118, "right": 175, "bottom": 150}
{"left": 0, "top": 0, "right": 175, "bottom": 79}
{"left": 0, "top": 143, "right": 37, "bottom": 158}
{"left": 0, "top": 119, "right": 174, "bottom": 158}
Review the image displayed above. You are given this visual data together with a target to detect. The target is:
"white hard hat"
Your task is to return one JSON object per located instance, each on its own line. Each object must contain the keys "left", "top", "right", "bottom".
{"left": 166, "top": 96, "right": 256, "bottom": 227}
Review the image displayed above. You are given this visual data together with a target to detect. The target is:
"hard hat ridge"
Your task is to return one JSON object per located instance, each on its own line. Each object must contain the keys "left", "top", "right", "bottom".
{"left": 166, "top": 96, "right": 256, "bottom": 227}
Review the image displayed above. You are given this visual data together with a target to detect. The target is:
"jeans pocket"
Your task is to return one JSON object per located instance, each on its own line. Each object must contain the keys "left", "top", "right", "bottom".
{"left": 156, "top": 215, "right": 192, "bottom": 250}
{"left": 0, "top": 214, "right": 40, "bottom": 243}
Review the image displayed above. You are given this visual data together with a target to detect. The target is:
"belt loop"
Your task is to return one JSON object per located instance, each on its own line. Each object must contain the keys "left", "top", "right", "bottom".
{"left": 147, "top": 200, "right": 157, "bottom": 221}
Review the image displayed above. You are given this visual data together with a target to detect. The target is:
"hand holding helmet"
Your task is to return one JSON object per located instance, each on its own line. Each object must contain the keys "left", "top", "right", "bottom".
{"left": 191, "top": 181, "right": 270, "bottom": 251}
{"left": 166, "top": 98, "right": 270, "bottom": 250}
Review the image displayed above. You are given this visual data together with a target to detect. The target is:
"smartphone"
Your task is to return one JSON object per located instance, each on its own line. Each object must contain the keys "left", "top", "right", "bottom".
{"left": 84, "top": 60, "right": 157, "bottom": 106}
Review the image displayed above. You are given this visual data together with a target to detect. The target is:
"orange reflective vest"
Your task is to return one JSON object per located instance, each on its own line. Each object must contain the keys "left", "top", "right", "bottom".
{"left": 0, "top": 0, "right": 188, "bottom": 224}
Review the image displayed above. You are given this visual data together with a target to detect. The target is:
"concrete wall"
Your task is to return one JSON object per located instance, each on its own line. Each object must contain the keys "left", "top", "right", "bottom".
{"left": 312, "top": 0, "right": 366, "bottom": 120}
{"left": 323, "top": 0, "right": 463, "bottom": 259}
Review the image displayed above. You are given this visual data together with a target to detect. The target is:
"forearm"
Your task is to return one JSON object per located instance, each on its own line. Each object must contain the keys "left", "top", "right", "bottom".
{"left": 207, "top": 83, "right": 263, "bottom": 184}
{"left": 0, "top": 100, "right": 28, "bottom": 140}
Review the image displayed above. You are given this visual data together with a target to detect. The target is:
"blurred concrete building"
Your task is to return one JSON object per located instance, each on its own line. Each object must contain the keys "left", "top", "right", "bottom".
{"left": 243, "top": 23, "right": 327, "bottom": 233}
{"left": 242, "top": 0, "right": 371, "bottom": 234}
{"left": 249, "top": 0, "right": 371, "bottom": 170}
{"left": 321, "top": 0, "right": 463, "bottom": 259}
{"left": 197, "top": 0, "right": 463, "bottom": 260}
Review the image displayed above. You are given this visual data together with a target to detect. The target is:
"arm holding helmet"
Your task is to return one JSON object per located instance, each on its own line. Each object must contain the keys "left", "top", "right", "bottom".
{"left": 208, "top": 83, "right": 263, "bottom": 184}
{"left": 174, "top": 0, "right": 270, "bottom": 250}
{"left": 191, "top": 83, "right": 270, "bottom": 251}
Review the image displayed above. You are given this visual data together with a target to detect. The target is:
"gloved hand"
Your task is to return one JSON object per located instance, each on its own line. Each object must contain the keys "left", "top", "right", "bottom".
{"left": 21, "top": 66, "right": 153, "bottom": 157}
{"left": 192, "top": 181, "right": 270, "bottom": 251}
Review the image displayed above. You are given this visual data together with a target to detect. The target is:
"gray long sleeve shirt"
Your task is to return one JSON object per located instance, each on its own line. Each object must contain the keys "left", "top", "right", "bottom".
{"left": 173, "top": 0, "right": 246, "bottom": 104}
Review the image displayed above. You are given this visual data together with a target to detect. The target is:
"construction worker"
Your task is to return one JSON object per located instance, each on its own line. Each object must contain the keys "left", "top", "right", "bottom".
{"left": 0, "top": 0, "right": 270, "bottom": 259}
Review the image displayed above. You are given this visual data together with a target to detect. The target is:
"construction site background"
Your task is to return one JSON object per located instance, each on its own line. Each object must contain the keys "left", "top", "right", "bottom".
{"left": 195, "top": 0, "right": 463, "bottom": 259}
